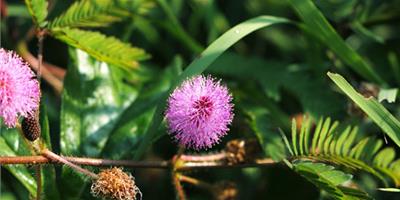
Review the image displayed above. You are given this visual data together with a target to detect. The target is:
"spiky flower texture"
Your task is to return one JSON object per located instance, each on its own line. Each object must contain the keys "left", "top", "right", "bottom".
{"left": 166, "top": 75, "right": 234, "bottom": 149}
{"left": 0, "top": 48, "right": 40, "bottom": 128}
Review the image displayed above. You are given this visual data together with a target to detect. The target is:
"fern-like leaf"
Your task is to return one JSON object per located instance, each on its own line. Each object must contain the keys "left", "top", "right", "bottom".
{"left": 293, "top": 162, "right": 372, "bottom": 200}
{"left": 25, "top": 0, "right": 48, "bottom": 27}
{"left": 286, "top": 117, "right": 400, "bottom": 187}
{"left": 48, "top": 0, "right": 129, "bottom": 28}
{"left": 51, "top": 27, "right": 150, "bottom": 69}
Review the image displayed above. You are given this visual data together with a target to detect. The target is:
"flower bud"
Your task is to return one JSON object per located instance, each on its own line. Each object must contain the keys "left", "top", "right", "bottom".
{"left": 21, "top": 110, "right": 41, "bottom": 141}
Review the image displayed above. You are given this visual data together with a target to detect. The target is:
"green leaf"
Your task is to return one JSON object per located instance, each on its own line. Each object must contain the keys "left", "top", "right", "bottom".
{"left": 351, "top": 21, "right": 385, "bottom": 44}
{"left": 378, "top": 88, "right": 398, "bottom": 103}
{"left": 207, "top": 53, "right": 346, "bottom": 118}
{"left": 24, "top": 0, "right": 48, "bottom": 27}
{"left": 134, "top": 15, "right": 291, "bottom": 159}
{"left": 48, "top": 0, "right": 128, "bottom": 28}
{"left": 293, "top": 162, "right": 372, "bottom": 200}
{"left": 245, "top": 107, "right": 287, "bottom": 161}
{"left": 292, "top": 118, "right": 298, "bottom": 156}
{"left": 378, "top": 188, "right": 400, "bottom": 192}
{"left": 59, "top": 48, "right": 140, "bottom": 198}
{"left": 101, "top": 57, "right": 182, "bottom": 159}
{"left": 287, "top": 0, "right": 383, "bottom": 84}
{"left": 0, "top": 129, "right": 36, "bottom": 195}
{"left": 50, "top": 27, "right": 150, "bottom": 69}
{"left": 286, "top": 116, "right": 400, "bottom": 187}
{"left": 328, "top": 72, "right": 400, "bottom": 148}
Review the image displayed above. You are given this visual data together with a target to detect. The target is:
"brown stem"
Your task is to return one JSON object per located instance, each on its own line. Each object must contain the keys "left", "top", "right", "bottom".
{"left": 180, "top": 151, "right": 227, "bottom": 162}
{"left": 173, "top": 173, "right": 187, "bottom": 200}
{"left": 177, "top": 158, "right": 276, "bottom": 171}
{"left": 0, "top": 156, "right": 276, "bottom": 170}
{"left": 177, "top": 174, "right": 214, "bottom": 191}
{"left": 35, "top": 166, "right": 42, "bottom": 200}
{"left": 0, "top": 155, "right": 170, "bottom": 168}
{"left": 41, "top": 149, "right": 98, "bottom": 179}
{"left": 66, "top": 157, "right": 171, "bottom": 168}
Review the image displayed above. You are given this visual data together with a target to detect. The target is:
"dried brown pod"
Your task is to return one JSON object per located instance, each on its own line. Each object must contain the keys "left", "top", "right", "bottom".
{"left": 21, "top": 110, "right": 41, "bottom": 141}
{"left": 91, "top": 167, "right": 141, "bottom": 200}
{"left": 213, "top": 181, "right": 238, "bottom": 200}
{"left": 224, "top": 139, "right": 261, "bottom": 165}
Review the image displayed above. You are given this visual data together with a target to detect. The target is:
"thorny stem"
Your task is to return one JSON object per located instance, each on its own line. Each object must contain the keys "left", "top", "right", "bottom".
{"left": 41, "top": 149, "right": 99, "bottom": 179}
{"left": 173, "top": 174, "right": 187, "bottom": 200}
{"left": 177, "top": 158, "right": 276, "bottom": 171}
{"left": 180, "top": 151, "right": 227, "bottom": 162}
{"left": 0, "top": 156, "right": 276, "bottom": 169}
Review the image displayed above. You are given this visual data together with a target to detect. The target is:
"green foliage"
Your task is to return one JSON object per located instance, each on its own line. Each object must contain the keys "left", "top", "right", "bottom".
{"left": 287, "top": 0, "right": 383, "bottom": 84}
{"left": 24, "top": 0, "right": 48, "bottom": 27}
{"left": 3, "top": 0, "right": 400, "bottom": 199}
{"left": 50, "top": 28, "right": 150, "bottom": 69}
{"left": 0, "top": 136, "right": 36, "bottom": 195}
{"left": 328, "top": 72, "right": 400, "bottom": 148}
{"left": 286, "top": 117, "right": 400, "bottom": 187}
{"left": 59, "top": 48, "right": 138, "bottom": 198}
{"left": 245, "top": 106, "right": 287, "bottom": 161}
{"left": 208, "top": 53, "right": 346, "bottom": 118}
{"left": 293, "top": 162, "right": 372, "bottom": 200}
{"left": 48, "top": 0, "right": 128, "bottom": 28}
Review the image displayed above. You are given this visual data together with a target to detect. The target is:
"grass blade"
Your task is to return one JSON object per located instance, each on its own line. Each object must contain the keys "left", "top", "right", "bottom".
{"left": 328, "top": 72, "right": 400, "bottom": 148}
{"left": 287, "top": 0, "right": 383, "bottom": 84}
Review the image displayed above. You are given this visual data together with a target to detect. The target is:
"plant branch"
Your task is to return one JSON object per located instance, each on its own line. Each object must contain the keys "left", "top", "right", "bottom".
{"left": 180, "top": 152, "right": 227, "bottom": 162}
{"left": 173, "top": 174, "right": 187, "bottom": 200}
{"left": 41, "top": 149, "right": 98, "bottom": 179}
{"left": 0, "top": 155, "right": 276, "bottom": 170}
{"left": 177, "top": 174, "right": 214, "bottom": 191}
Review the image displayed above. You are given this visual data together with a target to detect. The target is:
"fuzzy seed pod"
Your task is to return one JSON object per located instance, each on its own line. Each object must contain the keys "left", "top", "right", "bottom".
{"left": 91, "top": 167, "right": 141, "bottom": 200}
{"left": 213, "top": 182, "right": 238, "bottom": 200}
{"left": 21, "top": 111, "right": 41, "bottom": 141}
{"left": 224, "top": 139, "right": 261, "bottom": 165}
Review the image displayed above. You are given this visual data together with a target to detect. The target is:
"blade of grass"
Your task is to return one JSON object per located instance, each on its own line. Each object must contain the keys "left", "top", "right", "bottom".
{"left": 134, "top": 15, "right": 291, "bottom": 159}
{"left": 328, "top": 72, "right": 400, "bottom": 148}
{"left": 287, "top": 0, "right": 384, "bottom": 84}
{"left": 156, "top": 0, "right": 203, "bottom": 53}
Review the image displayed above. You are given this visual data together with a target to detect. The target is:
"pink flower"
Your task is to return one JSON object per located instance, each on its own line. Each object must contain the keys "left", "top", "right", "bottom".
{"left": 0, "top": 48, "right": 40, "bottom": 128}
{"left": 166, "top": 75, "right": 234, "bottom": 149}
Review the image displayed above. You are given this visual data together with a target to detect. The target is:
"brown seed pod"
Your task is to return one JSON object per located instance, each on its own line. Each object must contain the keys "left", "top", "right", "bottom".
{"left": 21, "top": 111, "right": 41, "bottom": 141}
{"left": 213, "top": 182, "right": 238, "bottom": 200}
{"left": 224, "top": 139, "right": 261, "bottom": 165}
{"left": 91, "top": 167, "right": 141, "bottom": 200}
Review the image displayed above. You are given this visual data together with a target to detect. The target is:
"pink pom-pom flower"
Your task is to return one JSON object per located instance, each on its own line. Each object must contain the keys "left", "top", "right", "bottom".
{"left": 166, "top": 75, "right": 234, "bottom": 150}
{"left": 0, "top": 48, "right": 40, "bottom": 128}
